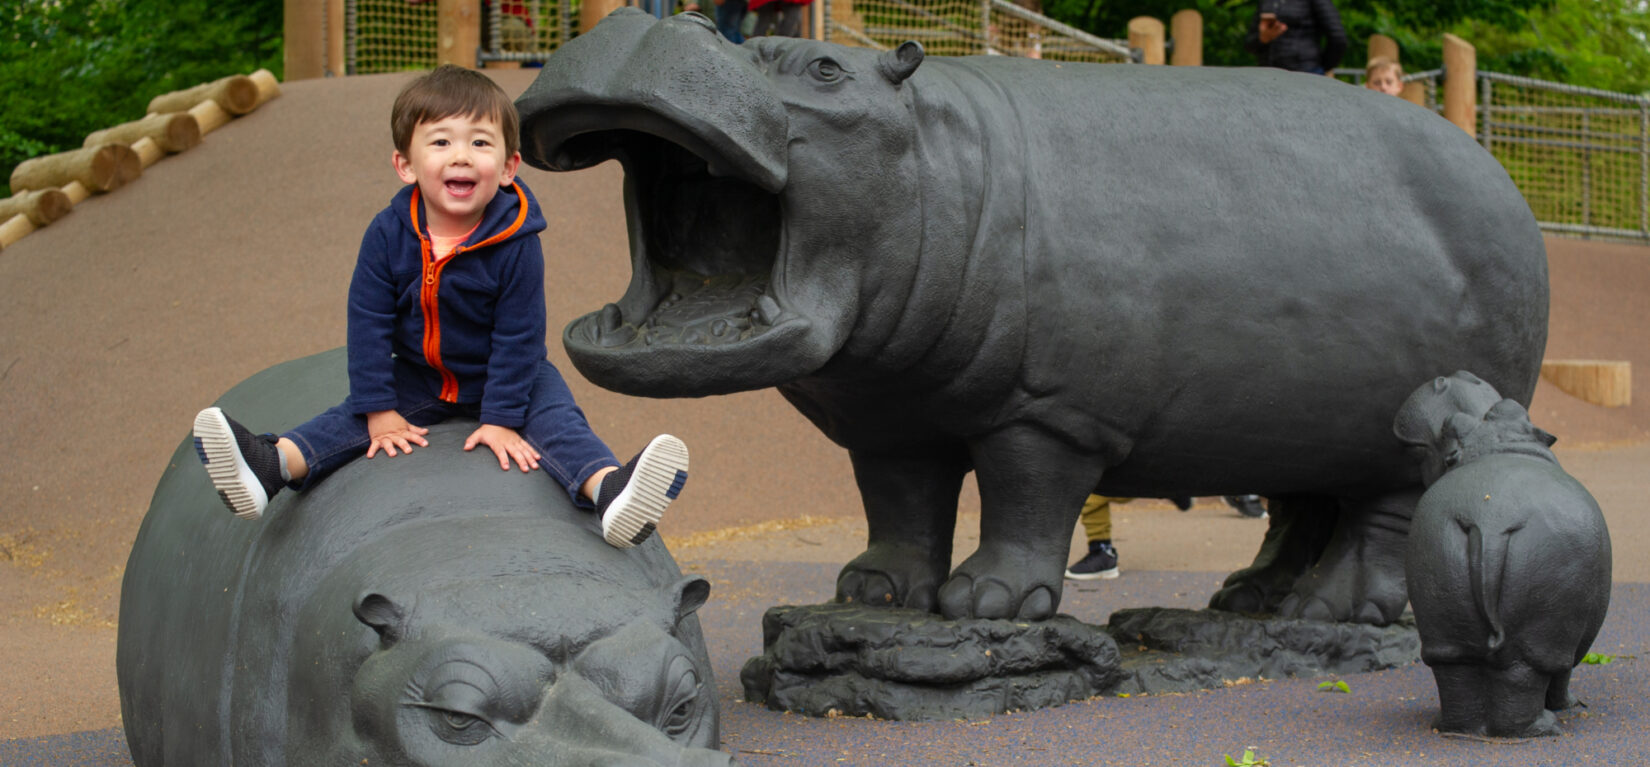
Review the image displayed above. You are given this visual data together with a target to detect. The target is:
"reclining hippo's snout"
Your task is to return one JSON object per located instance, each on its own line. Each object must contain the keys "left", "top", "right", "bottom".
{"left": 520, "top": 671, "right": 737, "bottom": 767}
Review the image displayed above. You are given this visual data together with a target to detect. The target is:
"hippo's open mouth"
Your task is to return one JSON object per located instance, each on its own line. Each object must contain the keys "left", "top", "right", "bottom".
{"left": 555, "top": 127, "right": 787, "bottom": 352}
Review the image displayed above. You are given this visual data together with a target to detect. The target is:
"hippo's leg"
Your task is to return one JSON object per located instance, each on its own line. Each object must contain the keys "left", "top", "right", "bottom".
{"left": 835, "top": 447, "right": 969, "bottom": 612}
{"left": 1209, "top": 494, "right": 1337, "bottom": 614}
{"left": 937, "top": 427, "right": 1096, "bottom": 621}
{"left": 1484, "top": 663, "right": 1562, "bottom": 737}
{"left": 1274, "top": 488, "right": 1419, "bottom": 625}
{"left": 1428, "top": 663, "right": 1490, "bottom": 735}
{"left": 1545, "top": 667, "right": 1580, "bottom": 710}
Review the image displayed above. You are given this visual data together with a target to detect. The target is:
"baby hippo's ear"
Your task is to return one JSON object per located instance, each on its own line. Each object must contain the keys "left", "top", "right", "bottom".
{"left": 354, "top": 592, "right": 410, "bottom": 646}
{"left": 879, "top": 41, "right": 924, "bottom": 85}
{"left": 669, "top": 576, "right": 711, "bottom": 626}
{"left": 1483, "top": 399, "right": 1559, "bottom": 447}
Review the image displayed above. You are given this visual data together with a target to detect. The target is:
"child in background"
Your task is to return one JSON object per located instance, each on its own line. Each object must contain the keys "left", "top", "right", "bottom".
{"left": 1365, "top": 56, "right": 1404, "bottom": 97}
{"left": 192, "top": 65, "right": 687, "bottom": 549}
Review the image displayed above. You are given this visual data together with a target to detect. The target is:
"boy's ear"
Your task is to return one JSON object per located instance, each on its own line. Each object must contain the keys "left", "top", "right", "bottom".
{"left": 501, "top": 151, "right": 521, "bottom": 186}
{"left": 391, "top": 150, "right": 417, "bottom": 185}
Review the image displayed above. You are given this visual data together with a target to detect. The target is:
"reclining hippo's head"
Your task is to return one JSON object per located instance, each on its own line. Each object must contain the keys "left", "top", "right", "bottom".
{"left": 518, "top": 10, "right": 927, "bottom": 396}
{"left": 288, "top": 518, "right": 732, "bottom": 766}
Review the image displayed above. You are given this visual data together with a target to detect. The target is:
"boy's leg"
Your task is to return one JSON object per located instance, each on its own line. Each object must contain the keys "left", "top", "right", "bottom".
{"left": 519, "top": 361, "right": 688, "bottom": 548}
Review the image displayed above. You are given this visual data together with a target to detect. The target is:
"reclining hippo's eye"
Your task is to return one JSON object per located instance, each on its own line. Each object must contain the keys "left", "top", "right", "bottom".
{"left": 426, "top": 707, "right": 495, "bottom": 746}
{"left": 808, "top": 58, "right": 848, "bottom": 83}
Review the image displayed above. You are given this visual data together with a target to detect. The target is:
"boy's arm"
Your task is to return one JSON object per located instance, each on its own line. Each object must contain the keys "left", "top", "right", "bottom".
{"left": 479, "top": 240, "right": 549, "bottom": 428}
{"left": 346, "top": 222, "right": 401, "bottom": 415}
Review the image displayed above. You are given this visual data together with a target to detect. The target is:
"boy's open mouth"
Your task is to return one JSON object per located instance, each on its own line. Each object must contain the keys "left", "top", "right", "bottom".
{"left": 445, "top": 179, "right": 477, "bottom": 196}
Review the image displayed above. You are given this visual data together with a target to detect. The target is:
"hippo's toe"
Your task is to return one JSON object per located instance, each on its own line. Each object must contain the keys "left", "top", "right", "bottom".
{"left": 836, "top": 569, "right": 899, "bottom": 607}
{"left": 835, "top": 546, "right": 945, "bottom": 611}
{"left": 937, "top": 574, "right": 1057, "bottom": 621}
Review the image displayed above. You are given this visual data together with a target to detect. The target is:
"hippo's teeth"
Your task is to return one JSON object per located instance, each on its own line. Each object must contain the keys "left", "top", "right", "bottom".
{"left": 756, "top": 295, "right": 781, "bottom": 326}
{"left": 600, "top": 303, "right": 623, "bottom": 332}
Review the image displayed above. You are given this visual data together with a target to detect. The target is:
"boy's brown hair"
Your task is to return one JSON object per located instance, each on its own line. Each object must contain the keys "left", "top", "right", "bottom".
{"left": 1366, "top": 56, "right": 1404, "bottom": 80}
{"left": 391, "top": 65, "right": 520, "bottom": 158}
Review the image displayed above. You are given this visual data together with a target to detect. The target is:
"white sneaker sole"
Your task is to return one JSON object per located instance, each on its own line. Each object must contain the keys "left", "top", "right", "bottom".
{"left": 193, "top": 407, "right": 268, "bottom": 521}
{"left": 1064, "top": 567, "right": 1120, "bottom": 581}
{"left": 601, "top": 434, "right": 688, "bottom": 549}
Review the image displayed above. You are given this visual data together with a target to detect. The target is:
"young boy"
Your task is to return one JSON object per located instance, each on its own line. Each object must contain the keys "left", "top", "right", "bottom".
{"left": 192, "top": 65, "right": 686, "bottom": 549}
{"left": 1364, "top": 56, "right": 1404, "bottom": 97}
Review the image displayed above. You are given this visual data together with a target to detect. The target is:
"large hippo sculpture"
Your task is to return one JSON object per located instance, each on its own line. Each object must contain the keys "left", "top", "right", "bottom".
{"left": 118, "top": 349, "right": 732, "bottom": 766}
{"left": 514, "top": 11, "right": 1548, "bottom": 624}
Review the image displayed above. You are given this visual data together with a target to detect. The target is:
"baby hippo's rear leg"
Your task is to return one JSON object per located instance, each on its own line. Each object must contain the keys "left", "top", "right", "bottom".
{"left": 1485, "top": 663, "right": 1562, "bottom": 737}
{"left": 835, "top": 448, "right": 968, "bottom": 613}
{"left": 1544, "top": 667, "right": 1580, "bottom": 711}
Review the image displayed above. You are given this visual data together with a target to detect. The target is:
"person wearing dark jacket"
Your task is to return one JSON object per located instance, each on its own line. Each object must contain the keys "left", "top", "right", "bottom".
{"left": 189, "top": 66, "right": 689, "bottom": 551}
{"left": 1245, "top": 0, "right": 1346, "bottom": 74}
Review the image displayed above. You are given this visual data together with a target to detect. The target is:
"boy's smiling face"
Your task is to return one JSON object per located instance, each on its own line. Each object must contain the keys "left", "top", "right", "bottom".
{"left": 393, "top": 112, "right": 522, "bottom": 237}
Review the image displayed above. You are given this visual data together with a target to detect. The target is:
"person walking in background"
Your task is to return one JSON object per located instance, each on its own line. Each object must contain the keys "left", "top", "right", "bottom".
{"left": 1246, "top": 0, "right": 1346, "bottom": 75}
{"left": 1364, "top": 56, "right": 1404, "bottom": 96}
{"left": 715, "top": 0, "right": 747, "bottom": 43}
{"left": 748, "top": 0, "right": 810, "bottom": 37}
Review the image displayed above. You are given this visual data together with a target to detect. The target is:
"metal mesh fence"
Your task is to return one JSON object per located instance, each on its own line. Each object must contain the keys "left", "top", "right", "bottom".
{"left": 347, "top": 0, "right": 578, "bottom": 73}
{"left": 823, "top": 0, "right": 1131, "bottom": 62}
{"left": 1478, "top": 72, "right": 1650, "bottom": 240}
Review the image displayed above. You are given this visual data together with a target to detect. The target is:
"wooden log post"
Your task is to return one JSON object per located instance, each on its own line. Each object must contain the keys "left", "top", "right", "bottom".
{"left": 439, "top": 0, "right": 482, "bottom": 68}
{"left": 190, "top": 100, "right": 233, "bottom": 137}
{"left": 60, "top": 181, "right": 90, "bottom": 206}
{"left": 327, "top": 0, "right": 347, "bottom": 77}
{"left": 1541, "top": 360, "right": 1632, "bottom": 408}
{"left": 0, "top": 214, "right": 35, "bottom": 253}
{"left": 10, "top": 144, "right": 137, "bottom": 194}
{"left": 1128, "top": 16, "right": 1165, "bottom": 65}
{"left": 1367, "top": 33, "right": 1398, "bottom": 64}
{"left": 149, "top": 74, "right": 260, "bottom": 116}
{"left": 84, "top": 113, "right": 202, "bottom": 154}
{"left": 249, "top": 69, "right": 283, "bottom": 109}
{"left": 130, "top": 137, "right": 165, "bottom": 169}
{"left": 1169, "top": 10, "right": 1201, "bottom": 66}
{"left": 0, "top": 189, "right": 72, "bottom": 227}
{"left": 285, "top": 0, "right": 327, "bottom": 80}
{"left": 1442, "top": 33, "right": 1476, "bottom": 137}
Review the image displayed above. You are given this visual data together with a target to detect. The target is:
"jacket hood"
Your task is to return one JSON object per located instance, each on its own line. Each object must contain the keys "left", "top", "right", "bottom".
{"left": 390, "top": 178, "right": 548, "bottom": 247}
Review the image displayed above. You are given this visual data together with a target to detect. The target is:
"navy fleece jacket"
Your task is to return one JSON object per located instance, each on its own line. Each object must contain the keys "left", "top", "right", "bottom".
{"left": 346, "top": 179, "right": 549, "bottom": 428}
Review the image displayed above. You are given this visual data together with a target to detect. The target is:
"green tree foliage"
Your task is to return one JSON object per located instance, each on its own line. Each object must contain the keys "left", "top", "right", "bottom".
{"left": 0, "top": 0, "right": 282, "bottom": 197}
{"left": 1041, "top": 0, "right": 1650, "bottom": 95}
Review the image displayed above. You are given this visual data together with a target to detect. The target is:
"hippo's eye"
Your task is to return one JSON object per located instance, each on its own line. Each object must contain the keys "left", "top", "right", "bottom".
{"left": 659, "top": 659, "right": 702, "bottom": 739}
{"left": 807, "top": 58, "right": 849, "bottom": 84}
{"left": 418, "top": 705, "right": 496, "bottom": 746}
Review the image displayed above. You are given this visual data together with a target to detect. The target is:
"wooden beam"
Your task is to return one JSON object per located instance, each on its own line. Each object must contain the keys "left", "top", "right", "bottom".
{"left": 285, "top": 0, "right": 327, "bottom": 81}
{"left": 1128, "top": 16, "right": 1165, "bottom": 65}
{"left": 438, "top": 0, "right": 481, "bottom": 68}
{"left": 1442, "top": 33, "right": 1476, "bottom": 136}
{"left": 149, "top": 74, "right": 259, "bottom": 116}
{"left": 85, "top": 113, "right": 201, "bottom": 154}
{"left": 1169, "top": 10, "right": 1201, "bottom": 66}
{"left": 1542, "top": 360, "right": 1632, "bottom": 408}
{"left": 0, "top": 189, "right": 72, "bottom": 227}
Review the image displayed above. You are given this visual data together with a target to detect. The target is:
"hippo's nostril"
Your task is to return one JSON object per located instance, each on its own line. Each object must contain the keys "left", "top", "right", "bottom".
{"left": 678, "top": 11, "right": 716, "bottom": 32}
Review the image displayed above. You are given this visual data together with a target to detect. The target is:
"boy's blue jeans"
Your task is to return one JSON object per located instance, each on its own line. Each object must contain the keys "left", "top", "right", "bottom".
{"left": 282, "top": 360, "right": 619, "bottom": 508}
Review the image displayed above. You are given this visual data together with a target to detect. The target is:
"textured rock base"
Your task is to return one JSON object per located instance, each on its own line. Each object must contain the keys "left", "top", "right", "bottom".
{"left": 1108, "top": 607, "right": 1421, "bottom": 695}
{"left": 739, "top": 603, "right": 1123, "bottom": 720}
{"left": 741, "top": 603, "right": 1421, "bottom": 720}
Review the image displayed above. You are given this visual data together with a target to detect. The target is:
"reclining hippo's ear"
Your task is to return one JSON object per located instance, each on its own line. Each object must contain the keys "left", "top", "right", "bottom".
{"left": 354, "top": 592, "right": 409, "bottom": 645}
{"left": 878, "top": 41, "right": 924, "bottom": 85}
{"left": 669, "top": 576, "right": 712, "bottom": 625}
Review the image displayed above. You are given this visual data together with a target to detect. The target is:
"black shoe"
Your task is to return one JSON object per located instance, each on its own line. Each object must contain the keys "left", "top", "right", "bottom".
{"left": 1064, "top": 540, "right": 1119, "bottom": 580}
{"left": 596, "top": 434, "right": 689, "bottom": 549}
{"left": 193, "top": 407, "right": 285, "bottom": 520}
{"left": 1225, "top": 495, "right": 1268, "bottom": 519}
{"left": 1170, "top": 496, "right": 1194, "bottom": 511}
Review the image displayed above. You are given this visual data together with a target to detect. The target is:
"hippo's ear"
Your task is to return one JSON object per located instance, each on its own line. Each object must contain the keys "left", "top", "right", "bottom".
{"left": 878, "top": 41, "right": 924, "bottom": 85}
{"left": 354, "top": 592, "right": 409, "bottom": 645}
{"left": 669, "top": 576, "right": 711, "bottom": 625}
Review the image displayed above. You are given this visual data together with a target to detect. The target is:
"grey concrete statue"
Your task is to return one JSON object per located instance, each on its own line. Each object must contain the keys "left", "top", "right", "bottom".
{"left": 1394, "top": 371, "right": 1612, "bottom": 738}
{"left": 516, "top": 10, "right": 1548, "bottom": 623}
{"left": 118, "top": 349, "right": 732, "bottom": 767}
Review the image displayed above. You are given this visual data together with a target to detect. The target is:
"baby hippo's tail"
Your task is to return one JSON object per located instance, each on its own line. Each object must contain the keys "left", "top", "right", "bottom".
{"left": 1463, "top": 518, "right": 1518, "bottom": 653}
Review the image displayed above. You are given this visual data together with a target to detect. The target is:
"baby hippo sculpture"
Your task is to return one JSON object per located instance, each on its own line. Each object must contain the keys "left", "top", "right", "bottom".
{"left": 1393, "top": 371, "right": 1612, "bottom": 738}
{"left": 118, "top": 349, "right": 732, "bottom": 766}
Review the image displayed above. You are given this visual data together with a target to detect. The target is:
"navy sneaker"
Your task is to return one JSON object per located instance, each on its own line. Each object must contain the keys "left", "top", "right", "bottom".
{"left": 1065, "top": 540, "right": 1119, "bottom": 580}
{"left": 595, "top": 434, "right": 689, "bottom": 548}
{"left": 193, "top": 407, "right": 285, "bottom": 520}
{"left": 1170, "top": 496, "right": 1194, "bottom": 511}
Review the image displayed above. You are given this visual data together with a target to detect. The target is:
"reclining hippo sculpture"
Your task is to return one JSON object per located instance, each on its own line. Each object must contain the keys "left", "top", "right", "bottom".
{"left": 1394, "top": 372, "right": 1611, "bottom": 738}
{"left": 515, "top": 11, "right": 1548, "bottom": 623}
{"left": 118, "top": 349, "right": 731, "bottom": 766}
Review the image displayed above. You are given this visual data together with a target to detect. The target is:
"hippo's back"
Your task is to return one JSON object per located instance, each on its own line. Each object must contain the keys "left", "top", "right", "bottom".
{"left": 912, "top": 58, "right": 1547, "bottom": 495}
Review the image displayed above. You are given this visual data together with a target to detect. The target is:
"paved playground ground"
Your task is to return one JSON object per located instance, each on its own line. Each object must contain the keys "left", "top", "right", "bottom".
{"left": 1, "top": 71, "right": 1645, "bottom": 765}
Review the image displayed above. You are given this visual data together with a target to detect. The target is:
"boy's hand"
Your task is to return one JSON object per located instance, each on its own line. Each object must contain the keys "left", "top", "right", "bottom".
{"left": 366, "top": 410, "right": 430, "bottom": 458}
{"left": 464, "top": 424, "right": 541, "bottom": 472}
